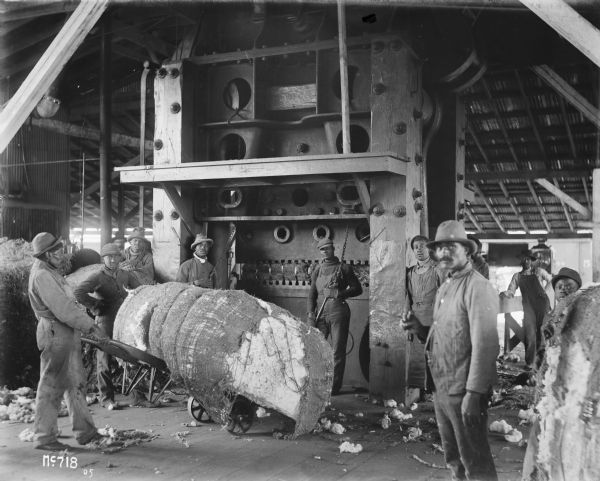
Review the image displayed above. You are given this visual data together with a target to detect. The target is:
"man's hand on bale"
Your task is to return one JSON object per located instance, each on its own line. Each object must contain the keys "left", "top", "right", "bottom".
{"left": 87, "top": 325, "right": 109, "bottom": 344}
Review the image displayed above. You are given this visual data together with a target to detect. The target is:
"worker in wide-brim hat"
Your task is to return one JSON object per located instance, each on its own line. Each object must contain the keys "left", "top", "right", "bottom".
{"left": 28, "top": 232, "right": 109, "bottom": 450}
{"left": 502, "top": 244, "right": 552, "bottom": 370}
{"left": 468, "top": 234, "right": 489, "bottom": 279}
{"left": 307, "top": 237, "right": 362, "bottom": 396}
{"left": 74, "top": 243, "right": 140, "bottom": 410}
{"left": 402, "top": 220, "right": 499, "bottom": 480}
{"left": 176, "top": 233, "right": 217, "bottom": 288}
{"left": 120, "top": 227, "right": 154, "bottom": 285}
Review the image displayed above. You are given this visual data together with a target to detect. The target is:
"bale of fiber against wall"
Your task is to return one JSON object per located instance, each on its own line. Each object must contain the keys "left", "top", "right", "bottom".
{"left": 113, "top": 283, "right": 333, "bottom": 436}
{"left": 536, "top": 285, "right": 600, "bottom": 481}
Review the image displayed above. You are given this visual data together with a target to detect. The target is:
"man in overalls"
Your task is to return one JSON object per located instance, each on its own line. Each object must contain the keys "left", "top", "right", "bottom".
{"left": 306, "top": 237, "right": 362, "bottom": 395}
{"left": 502, "top": 250, "right": 552, "bottom": 370}
{"left": 405, "top": 235, "right": 444, "bottom": 404}
{"left": 28, "top": 232, "right": 108, "bottom": 450}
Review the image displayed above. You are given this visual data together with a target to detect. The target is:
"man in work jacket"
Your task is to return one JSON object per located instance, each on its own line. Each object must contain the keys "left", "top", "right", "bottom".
{"left": 405, "top": 235, "right": 444, "bottom": 404}
{"left": 403, "top": 220, "right": 499, "bottom": 481}
{"left": 176, "top": 233, "right": 217, "bottom": 288}
{"left": 307, "top": 237, "right": 362, "bottom": 395}
{"left": 501, "top": 250, "right": 552, "bottom": 370}
{"left": 28, "top": 232, "right": 108, "bottom": 451}
{"left": 120, "top": 227, "right": 154, "bottom": 285}
{"left": 74, "top": 243, "right": 140, "bottom": 409}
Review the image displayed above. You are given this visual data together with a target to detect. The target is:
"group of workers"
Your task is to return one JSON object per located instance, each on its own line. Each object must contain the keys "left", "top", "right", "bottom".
{"left": 27, "top": 219, "right": 584, "bottom": 481}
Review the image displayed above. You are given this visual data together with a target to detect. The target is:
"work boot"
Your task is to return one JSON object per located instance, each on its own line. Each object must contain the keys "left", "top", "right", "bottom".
{"left": 35, "top": 440, "right": 71, "bottom": 451}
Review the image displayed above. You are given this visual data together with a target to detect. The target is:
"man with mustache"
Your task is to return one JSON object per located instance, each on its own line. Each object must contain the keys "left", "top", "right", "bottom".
{"left": 74, "top": 243, "right": 140, "bottom": 410}
{"left": 402, "top": 220, "right": 499, "bottom": 481}
{"left": 176, "top": 233, "right": 217, "bottom": 288}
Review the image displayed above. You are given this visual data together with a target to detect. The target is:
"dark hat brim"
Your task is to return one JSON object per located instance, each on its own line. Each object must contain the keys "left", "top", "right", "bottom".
{"left": 33, "top": 239, "right": 63, "bottom": 258}
{"left": 426, "top": 237, "right": 477, "bottom": 253}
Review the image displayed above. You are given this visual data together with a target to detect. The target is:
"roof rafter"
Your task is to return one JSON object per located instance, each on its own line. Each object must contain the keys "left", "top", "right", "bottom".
{"left": 471, "top": 182, "right": 506, "bottom": 233}
{"left": 526, "top": 180, "right": 552, "bottom": 232}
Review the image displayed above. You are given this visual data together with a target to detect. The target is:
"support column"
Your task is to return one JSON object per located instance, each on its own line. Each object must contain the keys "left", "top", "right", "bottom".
{"left": 99, "top": 17, "right": 112, "bottom": 246}
{"left": 426, "top": 93, "right": 466, "bottom": 234}
{"left": 369, "top": 35, "right": 422, "bottom": 399}
{"left": 593, "top": 169, "right": 600, "bottom": 281}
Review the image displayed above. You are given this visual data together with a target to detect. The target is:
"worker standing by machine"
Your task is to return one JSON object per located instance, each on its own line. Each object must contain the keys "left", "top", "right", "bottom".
{"left": 307, "top": 237, "right": 362, "bottom": 396}
{"left": 120, "top": 227, "right": 155, "bottom": 285}
{"left": 28, "top": 232, "right": 109, "bottom": 451}
{"left": 74, "top": 243, "right": 140, "bottom": 410}
{"left": 176, "top": 233, "right": 217, "bottom": 288}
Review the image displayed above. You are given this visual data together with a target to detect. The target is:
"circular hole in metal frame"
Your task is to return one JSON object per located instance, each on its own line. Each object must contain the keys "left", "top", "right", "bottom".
{"left": 291, "top": 187, "right": 309, "bottom": 207}
{"left": 312, "top": 224, "right": 331, "bottom": 242}
{"left": 218, "top": 187, "right": 243, "bottom": 209}
{"left": 273, "top": 225, "right": 292, "bottom": 243}
{"left": 335, "top": 125, "right": 370, "bottom": 153}
{"left": 219, "top": 133, "right": 246, "bottom": 160}
{"left": 223, "top": 78, "right": 252, "bottom": 111}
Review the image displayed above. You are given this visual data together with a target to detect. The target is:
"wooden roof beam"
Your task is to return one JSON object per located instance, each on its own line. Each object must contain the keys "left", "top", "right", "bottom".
{"left": 498, "top": 181, "right": 530, "bottom": 233}
{"left": 471, "top": 182, "right": 506, "bottom": 233}
{"left": 112, "top": 19, "right": 172, "bottom": 58}
{"left": 533, "top": 65, "right": 600, "bottom": 128}
{"left": 519, "top": 0, "right": 600, "bottom": 68}
{"left": 0, "top": 0, "right": 108, "bottom": 154}
{"left": 552, "top": 178, "right": 575, "bottom": 231}
{"left": 526, "top": 180, "right": 552, "bottom": 232}
{"left": 559, "top": 97, "right": 578, "bottom": 159}
{"left": 514, "top": 69, "right": 550, "bottom": 170}
{"left": 467, "top": 168, "right": 593, "bottom": 182}
{"left": 0, "top": 22, "right": 63, "bottom": 61}
{"left": 0, "top": 2, "right": 77, "bottom": 22}
{"left": 535, "top": 177, "right": 592, "bottom": 218}
{"left": 582, "top": 177, "right": 592, "bottom": 210}
{"left": 464, "top": 204, "right": 483, "bottom": 233}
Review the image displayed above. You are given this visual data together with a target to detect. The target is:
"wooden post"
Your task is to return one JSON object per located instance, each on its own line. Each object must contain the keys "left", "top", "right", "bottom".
{"left": 99, "top": 17, "right": 112, "bottom": 247}
{"left": 337, "top": 1, "right": 351, "bottom": 156}
{"left": 593, "top": 169, "right": 600, "bottom": 282}
{"left": 139, "top": 62, "right": 150, "bottom": 228}
{"left": 369, "top": 34, "right": 421, "bottom": 399}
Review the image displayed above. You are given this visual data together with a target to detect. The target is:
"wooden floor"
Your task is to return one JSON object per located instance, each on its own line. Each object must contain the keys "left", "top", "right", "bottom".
{"left": 0, "top": 391, "right": 527, "bottom": 481}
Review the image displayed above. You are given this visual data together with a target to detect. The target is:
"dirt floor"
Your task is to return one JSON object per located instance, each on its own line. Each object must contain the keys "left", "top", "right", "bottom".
{"left": 0, "top": 363, "right": 531, "bottom": 481}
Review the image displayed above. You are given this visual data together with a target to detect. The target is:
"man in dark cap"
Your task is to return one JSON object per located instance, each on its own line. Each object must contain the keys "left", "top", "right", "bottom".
{"left": 405, "top": 235, "right": 444, "bottom": 404}
{"left": 468, "top": 235, "right": 489, "bottom": 279}
{"left": 176, "top": 233, "right": 217, "bottom": 288}
{"left": 501, "top": 250, "right": 552, "bottom": 370}
{"left": 120, "top": 227, "right": 154, "bottom": 285}
{"left": 402, "top": 220, "right": 499, "bottom": 481}
{"left": 28, "top": 232, "right": 109, "bottom": 450}
{"left": 74, "top": 243, "right": 140, "bottom": 409}
{"left": 307, "top": 237, "right": 362, "bottom": 395}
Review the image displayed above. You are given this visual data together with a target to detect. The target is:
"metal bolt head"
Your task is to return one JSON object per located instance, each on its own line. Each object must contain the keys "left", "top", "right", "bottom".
{"left": 296, "top": 142, "right": 309, "bottom": 154}
{"left": 170, "top": 102, "right": 181, "bottom": 114}
{"left": 170, "top": 210, "right": 180, "bottom": 220}
{"left": 170, "top": 68, "right": 180, "bottom": 78}
{"left": 372, "top": 204, "right": 384, "bottom": 216}
{"left": 414, "top": 154, "right": 423, "bottom": 165}
{"left": 456, "top": 173, "right": 464, "bottom": 182}
{"left": 372, "top": 41, "right": 385, "bottom": 53}
{"left": 393, "top": 122, "right": 407, "bottom": 135}
{"left": 414, "top": 200, "right": 423, "bottom": 212}
{"left": 373, "top": 83, "right": 386, "bottom": 95}
{"left": 393, "top": 206, "right": 406, "bottom": 217}
{"left": 412, "top": 188, "right": 423, "bottom": 200}
{"left": 153, "top": 210, "right": 164, "bottom": 221}
{"left": 154, "top": 139, "right": 164, "bottom": 150}
{"left": 157, "top": 67, "right": 168, "bottom": 79}
{"left": 413, "top": 108, "right": 423, "bottom": 119}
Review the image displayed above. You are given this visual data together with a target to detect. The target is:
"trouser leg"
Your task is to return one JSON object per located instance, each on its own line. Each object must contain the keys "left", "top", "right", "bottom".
{"left": 441, "top": 392, "right": 498, "bottom": 481}
{"left": 407, "top": 338, "right": 426, "bottom": 388}
{"left": 433, "top": 392, "right": 466, "bottom": 480}
{"left": 522, "top": 305, "right": 537, "bottom": 367}
{"left": 65, "top": 343, "right": 97, "bottom": 444}
{"left": 327, "top": 302, "right": 350, "bottom": 395}
{"left": 96, "top": 318, "right": 114, "bottom": 403}
{"left": 33, "top": 348, "right": 65, "bottom": 447}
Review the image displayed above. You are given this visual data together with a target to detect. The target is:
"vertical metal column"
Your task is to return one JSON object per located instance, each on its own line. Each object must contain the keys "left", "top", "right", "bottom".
{"left": 99, "top": 17, "right": 112, "bottom": 246}
{"left": 593, "top": 169, "right": 600, "bottom": 282}
{"left": 139, "top": 61, "right": 150, "bottom": 228}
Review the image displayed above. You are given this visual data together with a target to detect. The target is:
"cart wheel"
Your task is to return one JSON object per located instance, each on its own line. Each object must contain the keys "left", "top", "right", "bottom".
{"left": 187, "top": 396, "right": 212, "bottom": 423}
{"left": 226, "top": 396, "right": 254, "bottom": 434}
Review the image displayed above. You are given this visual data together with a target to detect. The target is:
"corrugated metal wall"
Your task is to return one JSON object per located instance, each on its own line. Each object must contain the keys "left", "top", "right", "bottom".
{"left": 0, "top": 80, "right": 71, "bottom": 240}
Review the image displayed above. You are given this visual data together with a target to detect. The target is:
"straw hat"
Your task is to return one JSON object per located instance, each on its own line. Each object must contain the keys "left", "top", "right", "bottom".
{"left": 191, "top": 233, "right": 213, "bottom": 249}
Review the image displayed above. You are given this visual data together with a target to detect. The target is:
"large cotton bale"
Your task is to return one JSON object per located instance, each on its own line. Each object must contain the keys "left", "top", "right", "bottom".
{"left": 536, "top": 285, "right": 600, "bottom": 481}
{"left": 113, "top": 285, "right": 159, "bottom": 351}
{"left": 113, "top": 284, "right": 333, "bottom": 436}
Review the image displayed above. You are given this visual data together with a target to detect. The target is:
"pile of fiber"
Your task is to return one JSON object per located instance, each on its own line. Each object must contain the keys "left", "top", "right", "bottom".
{"left": 536, "top": 285, "right": 600, "bottom": 481}
{"left": 113, "top": 283, "right": 333, "bottom": 436}
{"left": 0, "top": 238, "right": 38, "bottom": 387}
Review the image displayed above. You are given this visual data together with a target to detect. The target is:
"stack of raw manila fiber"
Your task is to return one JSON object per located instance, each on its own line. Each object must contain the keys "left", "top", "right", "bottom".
{"left": 535, "top": 285, "right": 600, "bottom": 481}
{"left": 113, "top": 283, "right": 333, "bottom": 436}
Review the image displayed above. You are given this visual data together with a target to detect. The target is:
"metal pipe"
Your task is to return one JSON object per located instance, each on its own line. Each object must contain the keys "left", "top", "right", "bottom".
{"left": 139, "top": 60, "right": 150, "bottom": 228}
{"left": 99, "top": 16, "right": 112, "bottom": 247}
{"left": 337, "top": 0, "right": 351, "bottom": 156}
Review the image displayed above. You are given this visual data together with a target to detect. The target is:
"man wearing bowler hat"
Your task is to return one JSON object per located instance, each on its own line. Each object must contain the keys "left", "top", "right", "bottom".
{"left": 120, "top": 227, "right": 155, "bottom": 285}
{"left": 176, "top": 233, "right": 217, "bottom": 288}
{"left": 28, "top": 232, "right": 109, "bottom": 450}
{"left": 74, "top": 243, "right": 140, "bottom": 409}
{"left": 501, "top": 249, "right": 552, "bottom": 370}
{"left": 402, "top": 220, "right": 499, "bottom": 480}
{"left": 307, "top": 237, "right": 362, "bottom": 395}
